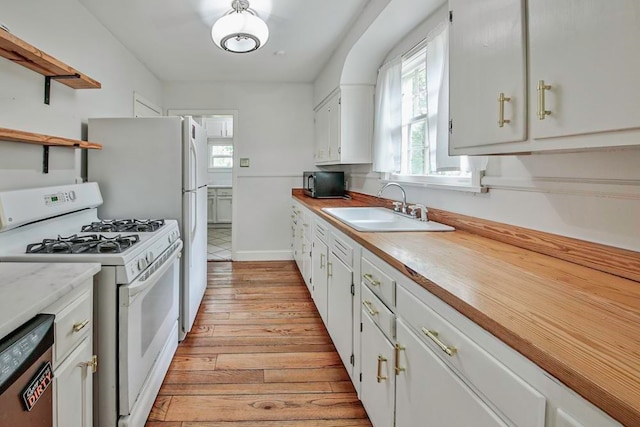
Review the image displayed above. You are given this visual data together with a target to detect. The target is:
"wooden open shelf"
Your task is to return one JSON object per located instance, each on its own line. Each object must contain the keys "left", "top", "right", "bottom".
{"left": 0, "top": 127, "right": 102, "bottom": 150}
{"left": 0, "top": 29, "right": 101, "bottom": 103}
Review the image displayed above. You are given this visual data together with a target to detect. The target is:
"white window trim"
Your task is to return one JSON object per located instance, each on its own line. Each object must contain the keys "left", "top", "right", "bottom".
{"left": 382, "top": 172, "right": 487, "bottom": 193}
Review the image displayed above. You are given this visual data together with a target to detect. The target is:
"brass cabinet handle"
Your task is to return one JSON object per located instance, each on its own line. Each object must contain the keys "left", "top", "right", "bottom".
{"left": 362, "top": 300, "right": 378, "bottom": 316}
{"left": 83, "top": 355, "right": 98, "bottom": 373}
{"left": 320, "top": 253, "right": 325, "bottom": 269}
{"left": 498, "top": 92, "right": 511, "bottom": 127}
{"left": 395, "top": 343, "right": 405, "bottom": 375}
{"left": 327, "top": 262, "right": 332, "bottom": 277}
{"left": 537, "top": 80, "right": 552, "bottom": 120}
{"left": 376, "top": 355, "right": 388, "bottom": 383}
{"left": 73, "top": 320, "right": 89, "bottom": 333}
{"left": 422, "top": 327, "right": 457, "bottom": 357}
{"left": 362, "top": 273, "right": 380, "bottom": 286}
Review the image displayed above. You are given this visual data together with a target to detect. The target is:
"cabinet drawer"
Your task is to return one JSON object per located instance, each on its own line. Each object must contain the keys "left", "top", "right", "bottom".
{"left": 217, "top": 188, "right": 233, "bottom": 196}
{"left": 53, "top": 290, "right": 92, "bottom": 367}
{"left": 396, "top": 285, "right": 546, "bottom": 427}
{"left": 361, "top": 256, "right": 395, "bottom": 307}
{"left": 361, "top": 284, "right": 395, "bottom": 341}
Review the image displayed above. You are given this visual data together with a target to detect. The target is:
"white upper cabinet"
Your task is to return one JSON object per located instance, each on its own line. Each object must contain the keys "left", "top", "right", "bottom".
{"left": 314, "top": 85, "right": 374, "bottom": 165}
{"left": 204, "top": 116, "right": 233, "bottom": 139}
{"left": 528, "top": 0, "right": 640, "bottom": 144}
{"left": 449, "top": 0, "right": 527, "bottom": 153}
{"left": 450, "top": 0, "right": 640, "bottom": 155}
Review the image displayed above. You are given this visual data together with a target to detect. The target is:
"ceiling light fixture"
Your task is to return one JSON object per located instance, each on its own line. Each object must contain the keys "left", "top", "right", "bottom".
{"left": 211, "top": 0, "right": 269, "bottom": 53}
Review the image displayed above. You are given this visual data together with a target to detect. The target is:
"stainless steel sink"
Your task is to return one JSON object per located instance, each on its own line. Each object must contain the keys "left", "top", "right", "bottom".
{"left": 322, "top": 207, "right": 454, "bottom": 232}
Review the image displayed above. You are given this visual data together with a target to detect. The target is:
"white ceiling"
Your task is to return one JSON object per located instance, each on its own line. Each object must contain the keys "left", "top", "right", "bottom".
{"left": 78, "top": 0, "right": 370, "bottom": 83}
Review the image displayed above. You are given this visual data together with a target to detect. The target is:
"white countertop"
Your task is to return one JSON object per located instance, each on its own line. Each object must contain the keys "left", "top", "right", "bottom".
{"left": 0, "top": 263, "right": 101, "bottom": 338}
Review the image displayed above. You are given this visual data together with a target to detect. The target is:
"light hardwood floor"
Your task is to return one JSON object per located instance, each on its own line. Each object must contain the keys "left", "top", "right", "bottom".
{"left": 146, "top": 261, "right": 372, "bottom": 427}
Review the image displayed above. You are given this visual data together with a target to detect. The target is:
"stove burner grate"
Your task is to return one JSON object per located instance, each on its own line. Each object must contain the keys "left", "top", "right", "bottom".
{"left": 26, "top": 234, "right": 140, "bottom": 254}
{"left": 81, "top": 219, "right": 165, "bottom": 233}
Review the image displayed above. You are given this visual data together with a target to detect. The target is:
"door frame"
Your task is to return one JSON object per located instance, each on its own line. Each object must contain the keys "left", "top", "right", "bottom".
{"left": 167, "top": 109, "right": 238, "bottom": 260}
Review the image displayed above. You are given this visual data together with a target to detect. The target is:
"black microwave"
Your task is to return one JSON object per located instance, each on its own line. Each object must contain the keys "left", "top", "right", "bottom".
{"left": 303, "top": 171, "right": 345, "bottom": 198}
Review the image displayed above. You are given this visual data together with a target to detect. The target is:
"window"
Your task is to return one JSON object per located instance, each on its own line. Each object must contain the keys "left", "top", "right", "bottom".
{"left": 373, "top": 21, "right": 485, "bottom": 192}
{"left": 209, "top": 144, "right": 233, "bottom": 169}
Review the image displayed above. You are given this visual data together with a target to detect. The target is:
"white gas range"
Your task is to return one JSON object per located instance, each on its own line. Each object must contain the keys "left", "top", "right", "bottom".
{"left": 0, "top": 183, "right": 182, "bottom": 427}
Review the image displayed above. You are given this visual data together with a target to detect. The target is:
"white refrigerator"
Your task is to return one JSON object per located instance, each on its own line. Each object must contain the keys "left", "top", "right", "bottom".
{"left": 88, "top": 116, "right": 208, "bottom": 340}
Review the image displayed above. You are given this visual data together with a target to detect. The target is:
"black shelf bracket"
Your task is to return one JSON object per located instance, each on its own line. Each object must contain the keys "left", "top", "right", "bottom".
{"left": 44, "top": 73, "right": 80, "bottom": 105}
{"left": 42, "top": 145, "right": 49, "bottom": 174}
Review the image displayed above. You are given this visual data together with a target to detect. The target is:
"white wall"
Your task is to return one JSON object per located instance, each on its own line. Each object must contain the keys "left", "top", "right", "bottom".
{"left": 342, "top": 7, "right": 640, "bottom": 252}
{"left": 164, "top": 82, "right": 315, "bottom": 260}
{"left": 0, "top": 0, "right": 163, "bottom": 191}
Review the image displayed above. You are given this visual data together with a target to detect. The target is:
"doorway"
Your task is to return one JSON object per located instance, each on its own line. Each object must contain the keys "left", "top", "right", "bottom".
{"left": 167, "top": 109, "right": 238, "bottom": 261}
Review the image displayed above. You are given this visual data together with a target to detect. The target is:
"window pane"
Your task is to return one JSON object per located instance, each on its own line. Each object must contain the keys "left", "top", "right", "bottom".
{"left": 212, "top": 158, "right": 233, "bottom": 168}
{"left": 211, "top": 145, "right": 233, "bottom": 156}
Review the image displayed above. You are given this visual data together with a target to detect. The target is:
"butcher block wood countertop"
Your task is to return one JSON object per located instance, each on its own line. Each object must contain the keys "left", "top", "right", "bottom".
{"left": 292, "top": 190, "right": 640, "bottom": 426}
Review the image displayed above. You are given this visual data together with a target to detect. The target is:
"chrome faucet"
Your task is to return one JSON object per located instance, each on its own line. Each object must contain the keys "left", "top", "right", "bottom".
{"left": 377, "top": 182, "right": 407, "bottom": 214}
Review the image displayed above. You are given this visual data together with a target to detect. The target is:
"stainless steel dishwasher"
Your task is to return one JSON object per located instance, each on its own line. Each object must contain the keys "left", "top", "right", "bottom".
{"left": 0, "top": 314, "right": 55, "bottom": 426}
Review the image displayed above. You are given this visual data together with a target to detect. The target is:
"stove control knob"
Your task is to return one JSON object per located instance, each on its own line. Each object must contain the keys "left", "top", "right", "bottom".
{"left": 138, "top": 258, "right": 148, "bottom": 271}
{"left": 146, "top": 252, "right": 154, "bottom": 263}
{"left": 167, "top": 235, "right": 172, "bottom": 244}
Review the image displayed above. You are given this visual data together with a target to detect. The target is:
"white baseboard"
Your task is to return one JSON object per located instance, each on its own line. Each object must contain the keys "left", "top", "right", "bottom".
{"left": 233, "top": 250, "right": 294, "bottom": 261}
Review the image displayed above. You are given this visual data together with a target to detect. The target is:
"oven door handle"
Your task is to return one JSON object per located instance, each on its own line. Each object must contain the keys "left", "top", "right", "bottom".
{"left": 125, "top": 241, "right": 183, "bottom": 302}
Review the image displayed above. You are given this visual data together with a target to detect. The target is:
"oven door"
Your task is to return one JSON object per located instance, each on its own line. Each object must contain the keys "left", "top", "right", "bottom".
{"left": 118, "top": 241, "right": 182, "bottom": 416}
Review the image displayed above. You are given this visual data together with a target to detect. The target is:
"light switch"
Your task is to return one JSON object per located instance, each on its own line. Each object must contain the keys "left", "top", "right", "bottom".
{"left": 239, "top": 158, "right": 250, "bottom": 167}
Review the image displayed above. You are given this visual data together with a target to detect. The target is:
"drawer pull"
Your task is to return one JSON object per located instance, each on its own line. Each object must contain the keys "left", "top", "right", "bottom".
{"left": 73, "top": 320, "right": 90, "bottom": 333}
{"left": 395, "top": 344, "right": 406, "bottom": 375}
{"left": 362, "top": 300, "right": 379, "bottom": 316}
{"left": 320, "top": 253, "right": 325, "bottom": 269}
{"left": 422, "top": 327, "right": 457, "bottom": 357}
{"left": 303, "top": 223, "right": 309, "bottom": 228}
{"left": 363, "top": 273, "right": 380, "bottom": 286}
{"left": 376, "top": 355, "right": 388, "bottom": 383}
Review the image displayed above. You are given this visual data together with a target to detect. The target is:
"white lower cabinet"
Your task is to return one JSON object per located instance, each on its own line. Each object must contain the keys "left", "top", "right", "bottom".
{"left": 327, "top": 252, "right": 353, "bottom": 372}
{"left": 216, "top": 196, "right": 232, "bottom": 223}
{"left": 311, "top": 235, "right": 329, "bottom": 324}
{"left": 395, "top": 318, "right": 507, "bottom": 427}
{"left": 53, "top": 337, "right": 93, "bottom": 427}
{"left": 360, "top": 310, "right": 395, "bottom": 427}
{"left": 292, "top": 200, "right": 622, "bottom": 427}
{"left": 42, "top": 281, "right": 95, "bottom": 427}
{"left": 207, "top": 189, "right": 215, "bottom": 223}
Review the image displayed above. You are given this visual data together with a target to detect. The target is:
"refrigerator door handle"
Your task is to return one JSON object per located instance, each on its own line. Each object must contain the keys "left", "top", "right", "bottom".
{"left": 190, "top": 135, "right": 199, "bottom": 191}
{"left": 191, "top": 191, "right": 197, "bottom": 243}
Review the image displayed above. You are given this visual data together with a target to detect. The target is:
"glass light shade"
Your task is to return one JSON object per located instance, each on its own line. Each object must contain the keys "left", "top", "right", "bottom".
{"left": 211, "top": 12, "right": 269, "bottom": 53}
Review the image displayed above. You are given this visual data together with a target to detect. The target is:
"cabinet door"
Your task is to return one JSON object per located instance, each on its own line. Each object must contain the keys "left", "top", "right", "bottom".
{"left": 216, "top": 196, "right": 232, "bottom": 223}
{"left": 311, "top": 237, "right": 329, "bottom": 325}
{"left": 529, "top": 0, "right": 640, "bottom": 141}
{"left": 327, "top": 253, "right": 353, "bottom": 373}
{"left": 53, "top": 338, "right": 93, "bottom": 427}
{"left": 314, "top": 103, "right": 329, "bottom": 163}
{"left": 302, "top": 236, "right": 312, "bottom": 291}
{"left": 360, "top": 310, "right": 395, "bottom": 427}
{"left": 395, "top": 320, "right": 508, "bottom": 427}
{"left": 327, "top": 93, "right": 341, "bottom": 162}
{"left": 449, "top": 0, "right": 526, "bottom": 152}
